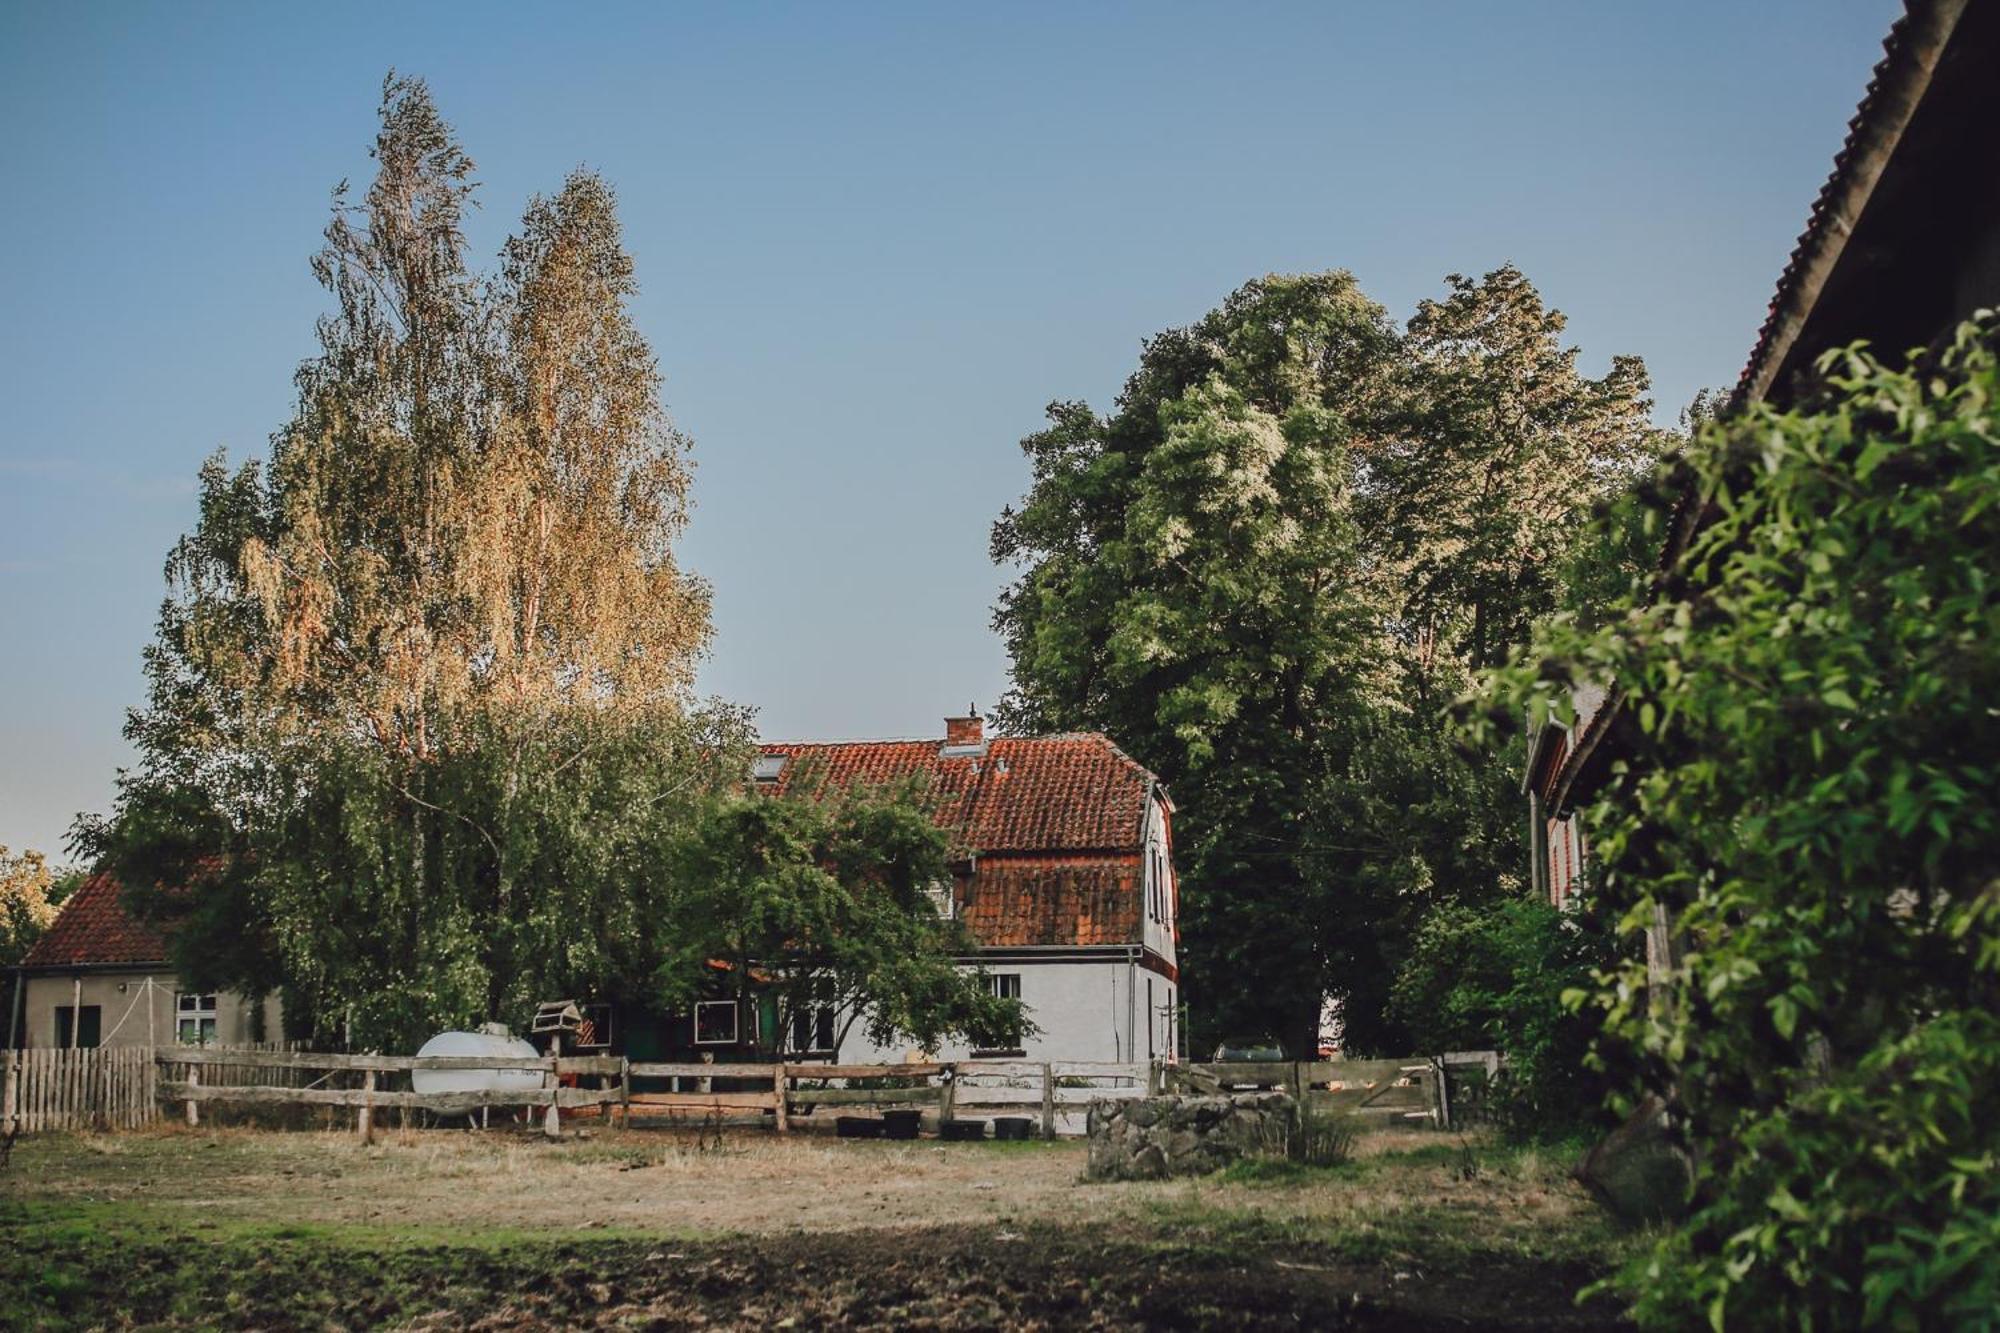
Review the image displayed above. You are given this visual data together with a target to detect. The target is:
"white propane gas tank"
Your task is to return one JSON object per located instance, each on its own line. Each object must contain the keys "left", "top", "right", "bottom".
{"left": 410, "top": 1027, "right": 544, "bottom": 1097}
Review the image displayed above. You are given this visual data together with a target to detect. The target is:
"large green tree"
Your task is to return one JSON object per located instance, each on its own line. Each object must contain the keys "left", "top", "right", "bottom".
{"left": 994, "top": 267, "right": 1660, "bottom": 1054}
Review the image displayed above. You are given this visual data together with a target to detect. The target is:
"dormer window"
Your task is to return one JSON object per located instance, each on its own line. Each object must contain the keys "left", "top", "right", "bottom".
{"left": 752, "top": 754, "right": 787, "bottom": 783}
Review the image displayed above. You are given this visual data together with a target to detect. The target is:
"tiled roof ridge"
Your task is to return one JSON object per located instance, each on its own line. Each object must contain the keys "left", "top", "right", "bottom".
{"left": 757, "top": 730, "right": 1159, "bottom": 856}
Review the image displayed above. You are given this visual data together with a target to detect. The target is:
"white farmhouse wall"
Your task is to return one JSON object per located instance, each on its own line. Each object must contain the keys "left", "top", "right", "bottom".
{"left": 837, "top": 958, "right": 1178, "bottom": 1066}
{"left": 1140, "top": 797, "right": 1177, "bottom": 966}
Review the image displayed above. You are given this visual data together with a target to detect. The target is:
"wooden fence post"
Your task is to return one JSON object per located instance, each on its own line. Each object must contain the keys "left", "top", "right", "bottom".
{"left": 773, "top": 1060, "right": 789, "bottom": 1134}
{"left": 1040, "top": 1062, "right": 1055, "bottom": 1140}
{"left": 358, "top": 1068, "right": 375, "bottom": 1144}
{"left": 185, "top": 1062, "right": 199, "bottom": 1127}
{"left": 2, "top": 1050, "right": 16, "bottom": 1138}
{"left": 1432, "top": 1056, "right": 1451, "bottom": 1130}
{"left": 542, "top": 1050, "right": 561, "bottom": 1140}
{"left": 939, "top": 1063, "right": 956, "bottom": 1127}
{"left": 619, "top": 1058, "right": 632, "bottom": 1130}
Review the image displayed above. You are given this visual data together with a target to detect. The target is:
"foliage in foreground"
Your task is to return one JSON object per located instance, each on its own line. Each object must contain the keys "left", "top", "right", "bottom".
{"left": 1488, "top": 324, "right": 2000, "bottom": 1328}
{"left": 663, "top": 778, "right": 1028, "bottom": 1055}
{"left": 1389, "top": 896, "right": 1617, "bottom": 1142}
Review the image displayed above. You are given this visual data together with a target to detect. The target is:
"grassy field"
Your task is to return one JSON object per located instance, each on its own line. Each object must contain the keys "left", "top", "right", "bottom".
{"left": 2, "top": 1123, "right": 1640, "bottom": 1329}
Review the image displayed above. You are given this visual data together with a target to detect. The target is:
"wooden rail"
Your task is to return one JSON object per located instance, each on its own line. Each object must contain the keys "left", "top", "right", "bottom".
{"left": 1, "top": 1046, "right": 1497, "bottom": 1139}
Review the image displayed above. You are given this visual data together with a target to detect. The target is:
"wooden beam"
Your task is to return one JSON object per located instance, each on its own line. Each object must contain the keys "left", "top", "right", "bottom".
{"left": 159, "top": 1083, "right": 618, "bottom": 1113}
{"left": 624, "top": 1092, "right": 775, "bottom": 1111}
{"left": 627, "top": 1061, "right": 780, "bottom": 1081}
{"left": 166, "top": 1049, "right": 554, "bottom": 1074}
{"left": 781, "top": 1061, "right": 947, "bottom": 1082}
{"left": 786, "top": 1087, "right": 943, "bottom": 1107}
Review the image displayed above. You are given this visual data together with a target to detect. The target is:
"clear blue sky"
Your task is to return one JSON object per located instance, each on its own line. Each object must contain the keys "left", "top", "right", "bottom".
{"left": 1, "top": 1, "right": 1902, "bottom": 860}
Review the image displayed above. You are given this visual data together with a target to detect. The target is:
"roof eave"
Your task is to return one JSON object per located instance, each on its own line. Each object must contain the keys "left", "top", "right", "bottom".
{"left": 1736, "top": 0, "right": 1971, "bottom": 408}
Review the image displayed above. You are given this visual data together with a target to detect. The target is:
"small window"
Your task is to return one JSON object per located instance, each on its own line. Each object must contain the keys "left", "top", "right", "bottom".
{"left": 694, "top": 1000, "right": 740, "bottom": 1046}
{"left": 790, "top": 1003, "right": 837, "bottom": 1054}
{"left": 55, "top": 1005, "right": 103, "bottom": 1049}
{"left": 176, "top": 993, "right": 218, "bottom": 1046}
{"left": 977, "top": 973, "right": 1025, "bottom": 1053}
{"left": 751, "top": 754, "right": 787, "bottom": 783}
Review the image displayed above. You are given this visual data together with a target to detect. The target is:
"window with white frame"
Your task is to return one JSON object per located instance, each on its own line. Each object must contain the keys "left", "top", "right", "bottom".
{"left": 694, "top": 999, "right": 740, "bottom": 1046}
{"left": 985, "top": 972, "right": 1021, "bottom": 1001}
{"left": 176, "top": 993, "right": 218, "bottom": 1046}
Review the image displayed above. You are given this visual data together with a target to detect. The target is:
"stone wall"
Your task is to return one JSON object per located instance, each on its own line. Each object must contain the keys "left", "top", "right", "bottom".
{"left": 1085, "top": 1091, "right": 1297, "bottom": 1180}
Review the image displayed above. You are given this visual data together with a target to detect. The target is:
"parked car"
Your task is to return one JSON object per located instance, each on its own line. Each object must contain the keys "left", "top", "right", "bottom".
{"left": 1208, "top": 1038, "right": 1288, "bottom": 1089}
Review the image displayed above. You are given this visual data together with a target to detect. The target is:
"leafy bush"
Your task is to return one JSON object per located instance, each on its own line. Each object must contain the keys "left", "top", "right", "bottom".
{"left": 1624, "top": 1010, "right": 2000, "bottom": 1329}
{"left": 1488, "top": 322, "right": 2000, "bottom": 1326}
{"left": 1390, "top": 896, "right": 1616, "bottom": 1141}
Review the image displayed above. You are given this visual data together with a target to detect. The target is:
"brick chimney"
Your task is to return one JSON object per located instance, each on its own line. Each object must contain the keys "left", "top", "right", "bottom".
{"left": 944, "top": 705, "right": 984, "bottom": 748}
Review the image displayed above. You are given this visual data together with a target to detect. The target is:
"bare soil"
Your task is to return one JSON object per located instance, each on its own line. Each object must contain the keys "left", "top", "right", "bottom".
{"left": 3, "top": 1125, "right": 1633, "bottom": 1329}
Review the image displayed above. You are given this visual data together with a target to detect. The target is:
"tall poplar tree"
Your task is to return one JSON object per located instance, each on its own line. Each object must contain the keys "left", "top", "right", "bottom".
{"left": 85, "top": 75, "right": 719, "bottom": 1047}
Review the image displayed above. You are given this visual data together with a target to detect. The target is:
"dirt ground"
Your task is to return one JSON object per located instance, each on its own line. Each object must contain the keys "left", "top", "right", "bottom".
{"left": 3, "top": 1123, "right": 1636, "bottom": 1329}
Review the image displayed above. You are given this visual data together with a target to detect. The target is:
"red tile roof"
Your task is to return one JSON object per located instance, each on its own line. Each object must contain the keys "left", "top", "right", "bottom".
{"left": 20, "top": 872, "right": 169, "bottom": 969}
{"left": 959, "top": 855, "right": 1142, "bottom": 948}
{"left": 759, "top": 733, "right": 1157, "bottom": 855}
{"left": 759, "top": 731, "right": 1166, "bottom": 949}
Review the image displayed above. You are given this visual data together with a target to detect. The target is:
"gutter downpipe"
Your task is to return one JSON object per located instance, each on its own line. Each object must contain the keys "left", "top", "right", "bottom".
{"left": 1127, "top": 945, "right": 1138, "bottom": 1069}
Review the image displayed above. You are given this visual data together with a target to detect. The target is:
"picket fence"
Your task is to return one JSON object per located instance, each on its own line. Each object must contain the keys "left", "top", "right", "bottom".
{"left": 2, "top": 1046, "right": 156, "bottom": 1132}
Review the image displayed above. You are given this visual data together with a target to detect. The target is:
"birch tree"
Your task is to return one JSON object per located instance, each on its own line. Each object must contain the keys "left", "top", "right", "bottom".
{"left": 85, "top": 75, "right": 718, "bottom": 1048}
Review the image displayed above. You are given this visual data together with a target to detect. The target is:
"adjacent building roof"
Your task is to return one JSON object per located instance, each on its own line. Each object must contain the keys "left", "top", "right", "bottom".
{"left": 1553, "top": 0, "right": 1999, "bottom": 819}
{"left": 1737, "top": 0, "right": 1993, "bottom": 407}
{"left": 758, "top": 733, "right": 1160, "bottom": 856}
{"left": 19, "top": 872, "right": 168, "bottom": 970}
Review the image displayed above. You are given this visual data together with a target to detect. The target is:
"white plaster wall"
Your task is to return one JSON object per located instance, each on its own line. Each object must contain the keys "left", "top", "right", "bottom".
{"left": 836, "top": 959, "right": 1178, "bottom": 1066}
{"left": 16, "top": 973, "right": 282, "bottom": 1050}
{"left": 1141, "top": 797, "right": 1177, "bottom": 966}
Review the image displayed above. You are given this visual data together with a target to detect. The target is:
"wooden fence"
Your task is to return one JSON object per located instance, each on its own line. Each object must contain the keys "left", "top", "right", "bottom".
{"left": 3, "top": 1047, "right": 157, "bottom": 1132}
{"left": 2, "top": 1046, "right": 1499, "bottom": 1139}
